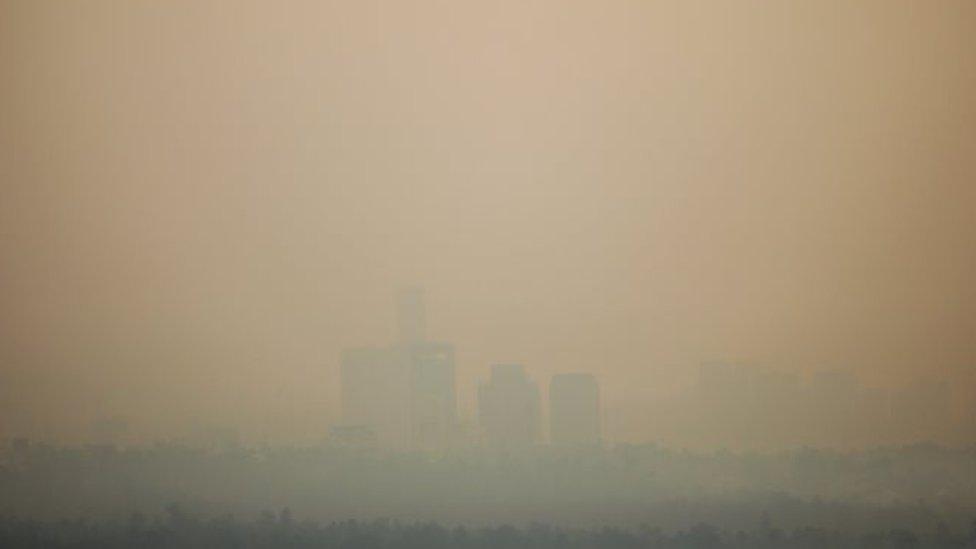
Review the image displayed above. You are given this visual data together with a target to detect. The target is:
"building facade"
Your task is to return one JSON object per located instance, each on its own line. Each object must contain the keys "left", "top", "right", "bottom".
{"left": 338, "top": 288, "right": 457, "bottom": 451}
{"left": 477, "top": 364, "right": 541, "bottom": 449}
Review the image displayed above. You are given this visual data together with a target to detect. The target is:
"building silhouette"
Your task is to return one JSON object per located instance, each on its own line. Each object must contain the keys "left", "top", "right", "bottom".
{"left": 549, "top": 373, "right": 600, "bottom": 447}
{"left": 477, "top": 364, "right": 541, "bottom": 449}
{"left": 338, "top": 288, "right": 457, "bottom": 451}
{"left": 404, "top": 341, "right": 457, "bottom": 451}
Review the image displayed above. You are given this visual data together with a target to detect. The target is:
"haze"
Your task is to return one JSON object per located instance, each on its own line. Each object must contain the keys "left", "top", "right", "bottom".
{"left": 2, "top": 0, "right": 975, "bottom": 446}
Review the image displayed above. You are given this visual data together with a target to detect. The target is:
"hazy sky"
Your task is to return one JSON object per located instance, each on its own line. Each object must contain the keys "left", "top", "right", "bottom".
{"left": 2, "top": 0, "right": 975, "bottom": 443}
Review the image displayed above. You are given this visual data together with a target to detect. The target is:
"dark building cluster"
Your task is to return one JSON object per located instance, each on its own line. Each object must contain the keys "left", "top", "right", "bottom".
{"left": 334, "top": 288, "right": 601, "bottom": 452}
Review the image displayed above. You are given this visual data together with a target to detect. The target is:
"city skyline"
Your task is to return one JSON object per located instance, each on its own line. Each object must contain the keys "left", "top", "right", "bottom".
{"left": 3, "top": 0, "right": 975, "bottom": 449}
{"left": 3, "top": 2, "right": 975, "bottom": 544}
{"left": 330, "top": 287, "right": 970, "bottom": 453}
{"left": 338, "top": 287, "right": 603, "bottom": 451}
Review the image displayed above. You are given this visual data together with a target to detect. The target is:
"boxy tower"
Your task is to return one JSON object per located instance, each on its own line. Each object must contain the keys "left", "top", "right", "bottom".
{"left": 338, "top": 287, "right": 457, "bottom": 452}
{"left": 478, "top": 364, "right": 541, "bottom": 449}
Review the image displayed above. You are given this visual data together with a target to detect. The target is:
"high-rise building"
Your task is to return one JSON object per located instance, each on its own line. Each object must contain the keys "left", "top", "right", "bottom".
{"left": 406, "top": 341, "right": 457, "bottom": 451}
{"left": 549, "top": 373, "right": 600, "bottom": 447}
{"left": 338, "top": 288, "right": 457, "bottom": 451}
{"left": 477, "top": 364, "right": 541, "bottom": 449}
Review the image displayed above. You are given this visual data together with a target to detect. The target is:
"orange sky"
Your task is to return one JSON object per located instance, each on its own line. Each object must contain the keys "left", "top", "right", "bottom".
{"left": 2, "top": 0, "right": 974, "bottom": 444}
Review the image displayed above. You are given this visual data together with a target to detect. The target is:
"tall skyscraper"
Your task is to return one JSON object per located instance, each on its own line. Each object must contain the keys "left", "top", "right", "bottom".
{"left": 549, "top": 373, "right": 601, "bottom": 447}
{"left": 338, "top": 288, "right": 457, "bottom": 451}
{"left": 406, "top": 342, "right": 457, "bottom": 451}
{"left": 477, "top": 364, "right": 541, "bottom": 449}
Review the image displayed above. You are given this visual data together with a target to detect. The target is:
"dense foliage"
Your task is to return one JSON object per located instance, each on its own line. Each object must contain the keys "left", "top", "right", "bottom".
{"left": 2, "top": 510, "right": 976, "bottom": 548}
{"left": 2, "top": 441, "right": 975, "bottom": 546}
